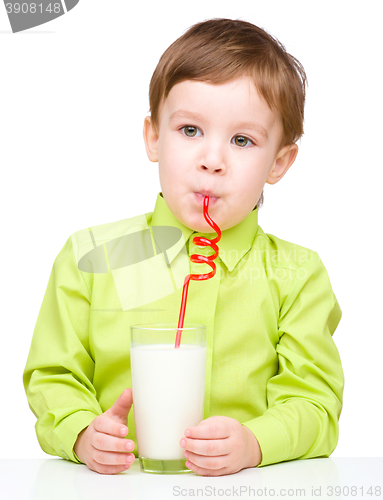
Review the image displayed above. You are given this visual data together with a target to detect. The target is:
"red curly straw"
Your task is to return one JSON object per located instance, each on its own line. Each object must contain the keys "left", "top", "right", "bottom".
{"left": 175, "top": 196, "right": 221, "bottom": 348}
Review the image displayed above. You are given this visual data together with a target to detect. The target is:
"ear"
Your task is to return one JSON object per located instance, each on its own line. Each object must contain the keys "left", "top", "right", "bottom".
{"left": 143, "top": 116, "right": 159, "bottom": 162}
{"left": 266, "top": 143, "right": 298, "bottom": 185}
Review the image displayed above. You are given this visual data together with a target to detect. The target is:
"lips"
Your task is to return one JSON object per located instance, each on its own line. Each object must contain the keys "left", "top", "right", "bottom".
{"left": 197, "top": 190, "right": 218, "bottom": 198}
{"left": 194, "top": 192, "right": 219, "bottom": 205}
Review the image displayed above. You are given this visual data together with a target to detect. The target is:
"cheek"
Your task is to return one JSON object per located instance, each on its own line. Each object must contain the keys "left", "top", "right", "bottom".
{"left": 238, "top": 169, "right": 263, "bottom": 194}
{"left": 158, "top": 138, "right": 184, "bottom": 171}
{"left": 234, "top": 170, "right": 266, "bottom": 210}
{"left": 159, "top": 131, "right": 183, "bottom": 154}
{"left": 243, "top": 153, "right": 273, "bottom": 188}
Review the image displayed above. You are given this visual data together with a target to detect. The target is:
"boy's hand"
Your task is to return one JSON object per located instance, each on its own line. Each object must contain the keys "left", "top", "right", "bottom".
{"left": 74, "top": 388, "right": 135, "bottom": 475}
{"left": 180, "top": 416, "right": 262, "bottom": 476}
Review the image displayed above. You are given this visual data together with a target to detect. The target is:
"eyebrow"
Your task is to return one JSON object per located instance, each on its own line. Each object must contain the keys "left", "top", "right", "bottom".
{"left": 169, "top": 110, "right": 268, "bottom": 138}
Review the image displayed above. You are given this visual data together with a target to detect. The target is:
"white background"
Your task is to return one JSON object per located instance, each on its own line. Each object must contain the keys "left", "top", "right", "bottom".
{"left": 1, "top": 0, "right": 382, "bottom": 459}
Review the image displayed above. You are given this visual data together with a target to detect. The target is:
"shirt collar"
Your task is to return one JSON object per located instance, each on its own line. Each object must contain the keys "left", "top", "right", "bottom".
{"left": 150, "top": 193, "right": 259, "bottom": 272}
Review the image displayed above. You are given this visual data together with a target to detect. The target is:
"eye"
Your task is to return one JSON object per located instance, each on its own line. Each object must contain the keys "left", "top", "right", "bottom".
{"left": 181, "top": 126, "right": 202, "bottom": 138}
{"left": 232, "top": 135, "right": 254, "bottom": 147}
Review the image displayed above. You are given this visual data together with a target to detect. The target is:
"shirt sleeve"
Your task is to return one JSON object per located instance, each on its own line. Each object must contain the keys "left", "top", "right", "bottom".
{"left": 242, "top": 251, "right": 344, "bottom": 467}
{"left": 23, "top": 236, "right": 102, "bottom": 463}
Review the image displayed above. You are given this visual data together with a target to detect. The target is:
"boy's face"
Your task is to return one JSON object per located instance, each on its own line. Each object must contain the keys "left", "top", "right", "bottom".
{"left": 144, "top": 76, "right": 298, "bottom": 232}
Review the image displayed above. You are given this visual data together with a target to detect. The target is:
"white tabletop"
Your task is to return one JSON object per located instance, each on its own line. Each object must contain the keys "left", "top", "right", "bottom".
{"left": 0, "top": 458, "right": 381, "bottom": 499}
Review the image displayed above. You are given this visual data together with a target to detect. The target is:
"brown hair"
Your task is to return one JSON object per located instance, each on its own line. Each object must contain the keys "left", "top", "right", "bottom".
{"left": 148, "top": 18, "right": 307, "bottom": 207}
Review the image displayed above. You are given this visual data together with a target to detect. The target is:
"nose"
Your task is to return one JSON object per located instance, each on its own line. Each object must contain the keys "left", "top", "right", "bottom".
{"left": 198, "top": 142, "right": 227, "bottom": 174}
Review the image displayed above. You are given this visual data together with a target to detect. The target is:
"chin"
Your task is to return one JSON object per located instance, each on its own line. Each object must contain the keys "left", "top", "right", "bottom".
{"left": 180, "top": 207, "right": 226, "bottom": 233}
{"left": 192, "top": 221, "right": 221, "bottom": 234}
{"left": 181, "top": 216, "right": 210, "bottom": 233}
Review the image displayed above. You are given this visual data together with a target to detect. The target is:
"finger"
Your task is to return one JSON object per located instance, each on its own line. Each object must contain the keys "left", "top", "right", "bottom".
{"left": 180, "top": 437, "right": 229, "bottom": 456}
{"left": 91, "top": 432, "right": 135, "bottom": 453}
{"left": 186, "top": 459, "right": 229, "bottom": 477}
{"left": 93, "top": 414, "right": 130, "bottom": 438}
{"left": 106, "top": 388, "right": 133, "bottom": 424}
{"left": 91, "top": 448, "right": 136, "bottom": 468}
{"left": 89, "top": 463, "right": 132, "bottom": 475}
{"left": 185, "top": 450, "right": 228, "bottom": 470}
{"left": 185, "top": 419, "right": 229, "bottom": 439}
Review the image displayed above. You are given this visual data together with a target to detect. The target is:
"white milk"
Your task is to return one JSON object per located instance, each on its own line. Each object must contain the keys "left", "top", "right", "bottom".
{"left": 131, "top": 344, "right": 206, "bottom": 460}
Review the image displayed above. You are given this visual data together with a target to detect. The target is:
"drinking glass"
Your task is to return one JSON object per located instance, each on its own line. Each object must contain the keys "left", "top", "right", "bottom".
{"left": 130, "top": 323, "right": 206, "bottom": 474}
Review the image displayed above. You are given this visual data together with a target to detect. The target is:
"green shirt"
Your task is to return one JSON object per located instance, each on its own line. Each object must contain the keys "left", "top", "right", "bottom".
{"left": 23, "top": 193, "right": 343, "bottom": 467}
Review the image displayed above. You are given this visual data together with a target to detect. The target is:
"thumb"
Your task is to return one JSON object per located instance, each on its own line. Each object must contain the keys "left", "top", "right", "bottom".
{"left": 106, "top": 388, "right": 133, "bottom": 424}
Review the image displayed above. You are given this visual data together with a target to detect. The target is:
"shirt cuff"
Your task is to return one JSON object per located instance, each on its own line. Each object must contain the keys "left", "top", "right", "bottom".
{"left": 53, "top": 410, "right": 99, "bottom": 463}
{"left": 243, "top": 414, "right": 290, "bottom": 467}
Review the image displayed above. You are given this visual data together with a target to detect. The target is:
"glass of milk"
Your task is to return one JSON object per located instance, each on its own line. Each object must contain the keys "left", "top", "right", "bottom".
{"left": 130, "top": 323, "right": 206, "bottom": 474}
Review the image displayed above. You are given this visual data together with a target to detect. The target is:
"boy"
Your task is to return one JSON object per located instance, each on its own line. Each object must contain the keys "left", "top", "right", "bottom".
{"left": 23, "top": 18, "right": 344, "bottom": 476}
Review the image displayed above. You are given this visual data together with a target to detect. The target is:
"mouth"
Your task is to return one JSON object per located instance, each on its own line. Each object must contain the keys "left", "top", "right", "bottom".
{"left": 194, "top": 192, "right": 220, "bottom": 206}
